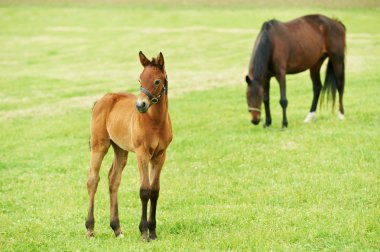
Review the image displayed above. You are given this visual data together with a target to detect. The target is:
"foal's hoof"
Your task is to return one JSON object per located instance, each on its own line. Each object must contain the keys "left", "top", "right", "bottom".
{"left": 86, "top": 230, "right": 94, "bottom": 239}
{"left": 149, "top": 231, "right": 157, "bottom": 241}
{"left": 141, "top": 231, "right": 149, "bottom": 242}
{"left": 113, "top": 227, "right": 123, "bottom": 238}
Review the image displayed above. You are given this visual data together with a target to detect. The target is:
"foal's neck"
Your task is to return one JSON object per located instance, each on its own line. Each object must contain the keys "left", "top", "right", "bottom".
{"left": 144, "top": 97, "right": 169, "bottom": 126}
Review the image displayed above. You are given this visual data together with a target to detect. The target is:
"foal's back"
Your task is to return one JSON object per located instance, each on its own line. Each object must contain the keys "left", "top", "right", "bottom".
{"left": 91, "top": 93, "right": 137, "bottom": 151}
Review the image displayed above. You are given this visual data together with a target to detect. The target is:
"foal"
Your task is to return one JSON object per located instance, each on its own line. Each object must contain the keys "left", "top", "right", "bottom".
{"left": 85, "top": 52, "right": 173, "bottom": 241}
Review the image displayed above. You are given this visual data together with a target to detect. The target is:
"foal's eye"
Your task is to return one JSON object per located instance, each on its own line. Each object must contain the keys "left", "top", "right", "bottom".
{"left": 138, "top": 79, "right": 141, "bottom": 83}
{"left": 154, "top": 79, "right": 161, "bottom": 86}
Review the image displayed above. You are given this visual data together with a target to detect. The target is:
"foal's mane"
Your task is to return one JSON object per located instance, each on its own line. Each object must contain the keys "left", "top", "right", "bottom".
{"left": 148, "top": 58, "right": 164, "bottom": 70}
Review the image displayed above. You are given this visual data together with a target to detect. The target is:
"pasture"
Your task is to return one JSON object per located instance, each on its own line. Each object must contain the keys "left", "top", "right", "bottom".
{"left": 0, "top": 1, "right": 379, "bottom": 250}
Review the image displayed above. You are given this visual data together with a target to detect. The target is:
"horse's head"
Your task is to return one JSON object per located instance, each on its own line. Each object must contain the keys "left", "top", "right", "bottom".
{"left": 245, "top": 75, "right": 263, "bottom": 125}
{"left": 136, "top": 51, "right": 167, "bottom": 113}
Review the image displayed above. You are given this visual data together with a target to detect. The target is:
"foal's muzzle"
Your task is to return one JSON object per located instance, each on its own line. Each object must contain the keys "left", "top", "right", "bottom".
{"left": 136, "top": 99, "right": 149, "bottom": 113}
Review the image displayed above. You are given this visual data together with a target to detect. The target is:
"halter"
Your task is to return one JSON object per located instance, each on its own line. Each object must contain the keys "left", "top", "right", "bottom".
{"left": 140, "top": 74, "right": 168, "bottom": 104}
{"left": 248, "top": 107, "right": 261, "bottom": 113}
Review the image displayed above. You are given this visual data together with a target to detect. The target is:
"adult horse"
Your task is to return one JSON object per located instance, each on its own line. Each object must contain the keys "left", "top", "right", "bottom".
{"left": 85, "top": 51, "right": 173, "bottom": 241}
{"left": 245, "top": 14, "right": 346, "bottom": 128}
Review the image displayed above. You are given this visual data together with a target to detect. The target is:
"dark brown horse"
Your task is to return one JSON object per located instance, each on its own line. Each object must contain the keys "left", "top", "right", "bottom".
{"left": 245, "top": 14, "right": 346, "bottom": 127}
{"left": 85, "top": 52, "right": 173, "bottom": 241}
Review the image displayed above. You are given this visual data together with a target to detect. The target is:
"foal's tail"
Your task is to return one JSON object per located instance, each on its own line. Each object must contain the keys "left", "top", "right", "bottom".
{"left": 320, "top": 59, "right": 337, "bottom": 109}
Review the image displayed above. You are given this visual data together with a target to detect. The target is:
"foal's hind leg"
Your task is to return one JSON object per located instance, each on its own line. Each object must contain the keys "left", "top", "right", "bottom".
{"left": 108, "top": 143, "right": 128, "bottom": 237}
{"left": 148, "top": 151, "right": 166, "bottom": 240}
{"left": 86, "top": 138, "right": 110, "bottom": 238}
{"left": 305, "top": 56, "right": 326, "bottom": 123}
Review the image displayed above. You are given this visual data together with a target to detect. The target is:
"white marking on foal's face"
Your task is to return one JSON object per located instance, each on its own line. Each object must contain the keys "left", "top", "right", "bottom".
{"left": 136, "top": 97, "right": 150, "bottom": 113}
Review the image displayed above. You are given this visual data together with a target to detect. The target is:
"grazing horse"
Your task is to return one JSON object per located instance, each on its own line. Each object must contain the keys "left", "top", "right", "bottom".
{"left": 85, "top": 51, "right": 173, "bottom": 241}
{"left": 245, "top": 14, "right": 346, "bottom": 128}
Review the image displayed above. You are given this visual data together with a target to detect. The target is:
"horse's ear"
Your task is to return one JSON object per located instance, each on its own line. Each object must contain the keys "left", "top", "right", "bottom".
{"left": 156, "top": 52, "right": 164, "bottom": 67}
{"left": 245, "top": 75, "right": 252, "bottom": 85}
{"left": 139, "top": 51, "right": 150, "bottom": 67}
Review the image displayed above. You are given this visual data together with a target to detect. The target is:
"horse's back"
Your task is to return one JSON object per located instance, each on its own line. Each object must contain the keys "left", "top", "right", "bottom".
{"left": 268, "top": 18, "right": 324, "bottom": 72}
{"left": 268, "top": 14, "right": 345, "bottom": 73}
{"left": 286, "top": 15, "right": 346, "bottom": 51}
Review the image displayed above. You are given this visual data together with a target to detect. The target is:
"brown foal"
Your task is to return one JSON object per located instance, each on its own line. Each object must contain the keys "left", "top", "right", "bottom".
{"left": 85, "top": 51, "right": 173, "bottom": 241}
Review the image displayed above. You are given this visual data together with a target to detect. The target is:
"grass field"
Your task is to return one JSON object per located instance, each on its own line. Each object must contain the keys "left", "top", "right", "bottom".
{"left": 0, "top": 1, "right": 380, "bottom": 251}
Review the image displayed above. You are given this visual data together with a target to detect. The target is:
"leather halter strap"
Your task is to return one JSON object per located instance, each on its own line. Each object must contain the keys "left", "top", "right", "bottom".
{"left": 248, "top": 107, "right": 261, "bottom": 113}
{"left": 140, "top": 74, "right": 168, "bottom": 104}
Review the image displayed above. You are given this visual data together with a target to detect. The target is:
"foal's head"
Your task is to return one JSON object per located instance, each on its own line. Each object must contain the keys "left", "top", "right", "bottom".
{"left": 136, "top": 51, "right": 167, "bottom": 113}
{"left": 245, "top": 75, "right": 263, "bottom": 125}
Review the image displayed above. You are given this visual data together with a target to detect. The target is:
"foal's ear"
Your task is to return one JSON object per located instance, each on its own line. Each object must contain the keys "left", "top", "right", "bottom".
{"left": 156, "top": 52, "right": 164, "bottom": 67}
{"left": 245, "top": 75, "right": 252, "bottom": 85}
{"left": 139, "top": 51, "right": 150, "bottom": 67}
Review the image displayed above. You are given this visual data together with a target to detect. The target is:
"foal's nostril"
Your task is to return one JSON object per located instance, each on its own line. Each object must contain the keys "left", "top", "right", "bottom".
{"left": 136, "top": 100, "right": 148, "bottom": 113}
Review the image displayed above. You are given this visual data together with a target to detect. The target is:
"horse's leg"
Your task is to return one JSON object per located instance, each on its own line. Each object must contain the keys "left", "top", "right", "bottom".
{"left": 263, "top": 77, "right": 272, "bottom": 127}
{"left": 305, "top": 57, "right": 326, "bottom": 123}
{"left": 108, "top": 143, "right": 128, "bottom": 237}
{"left": 276, "top": 70, "right": 288, "bottom": 128}
{"left": 137, "top": 153, "right": 150, "bottom": 241}
{"left": 148, "top": 151, "right": 166, "bottom": 240}
{"left": 86, "top": 138, "right": 110, "bottom": 238}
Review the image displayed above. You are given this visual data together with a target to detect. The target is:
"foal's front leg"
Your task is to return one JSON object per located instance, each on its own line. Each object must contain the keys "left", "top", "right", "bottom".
{"left": 148, "top": 151, "right": 166, "bottom": 240}
{"left": 137, "top": 153, "right": 150, "bottom": 241}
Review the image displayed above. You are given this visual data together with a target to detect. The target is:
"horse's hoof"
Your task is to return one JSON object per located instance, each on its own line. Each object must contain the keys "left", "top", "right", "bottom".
{"left": 338, "top": 111, "right": 345, "bottom": 120}
{"left": 116, "top": 232, "right": 124, "bottom": 238}
{"left": 304, "top": 112, "right": 316, "bottom": 123}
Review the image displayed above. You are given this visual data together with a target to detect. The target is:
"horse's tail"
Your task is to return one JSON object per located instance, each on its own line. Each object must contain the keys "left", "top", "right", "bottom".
{"left": 320, "top": 59, "right": 337, "bottom": 109}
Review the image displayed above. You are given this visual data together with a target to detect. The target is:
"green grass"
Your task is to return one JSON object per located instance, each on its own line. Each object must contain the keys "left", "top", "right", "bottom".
{"left": 0, "top": 2, "right": 379, "bottom": 251}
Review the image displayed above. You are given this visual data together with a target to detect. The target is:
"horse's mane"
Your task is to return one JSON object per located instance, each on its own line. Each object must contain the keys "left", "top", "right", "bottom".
{"left": 250, "top": 19, "right": 276, "bottom": 83}
{"left": 331, "top": 17, "right": 346, "bottom": 31}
